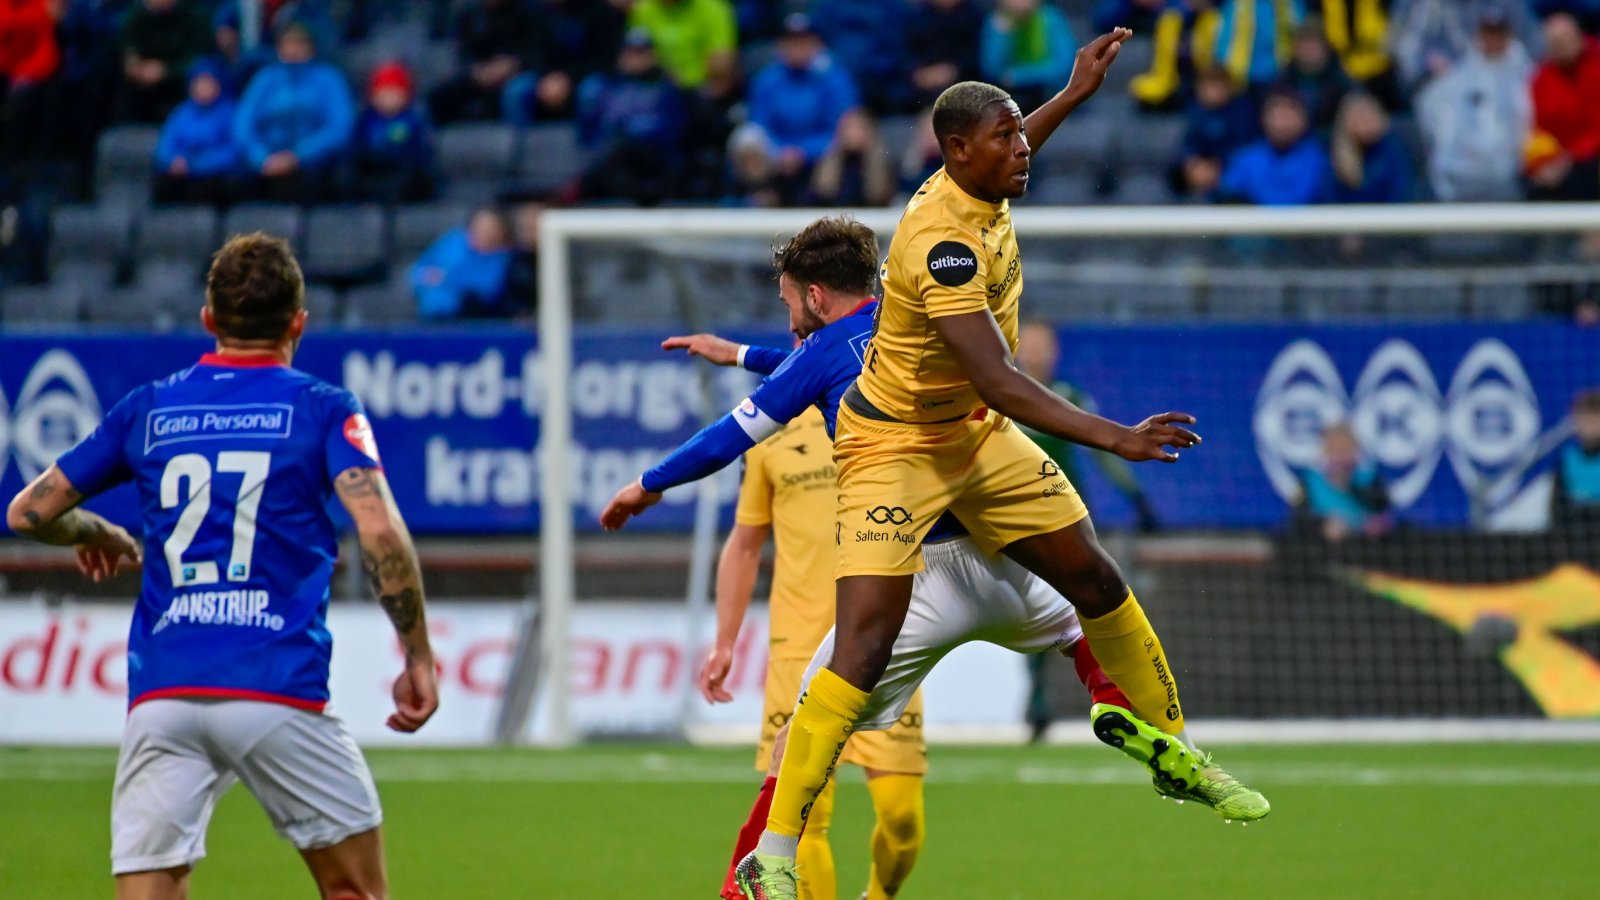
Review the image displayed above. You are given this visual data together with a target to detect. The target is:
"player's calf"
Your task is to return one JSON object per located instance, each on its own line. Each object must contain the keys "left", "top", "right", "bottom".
{"left": 301, "top": 829, "right": 388, "bottom": 900}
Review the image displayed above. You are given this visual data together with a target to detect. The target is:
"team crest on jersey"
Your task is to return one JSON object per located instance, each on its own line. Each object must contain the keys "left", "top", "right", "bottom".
{"left": 926, "top": 241, "right": 978, "bottom": 287}
{"left": 343, "top": 414, "right": 381, "bottom": 463}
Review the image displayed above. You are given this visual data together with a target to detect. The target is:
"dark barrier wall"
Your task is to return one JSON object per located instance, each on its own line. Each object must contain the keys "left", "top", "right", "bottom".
{"left": 0, "top": 323, "right": 1596, "bottom": 534}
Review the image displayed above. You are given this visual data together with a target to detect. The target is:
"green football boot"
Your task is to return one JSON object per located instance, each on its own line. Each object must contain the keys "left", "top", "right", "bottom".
{"left": 734, "top": 851, "right": 798, "bottom": 900}
{"left": 1090, "top": 702, "right": 1271, "bottom": 823}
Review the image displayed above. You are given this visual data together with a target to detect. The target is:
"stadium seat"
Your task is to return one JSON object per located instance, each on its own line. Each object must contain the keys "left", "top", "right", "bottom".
{"left": 515, "top": 123, "right": 585, "bottom": 195}
{"left": 49, "top": 205, "right": 133, "bottom": 268}
{"left": 302, "top": 205, "right": 388, "bottom": 285}
{"left": 1114, "top": 114, "right": 1186, "bottom": 170}
{"left": 1110, "top": 171, "right": 1174, "bottom": 205}
{"left": 344, "top": 280, "right": 418, "bottom": 326}
{"left": 85, "top": 286, "right": 179, "bottom": 328}
{"left": 137, "top": 207, "right": 220, "bottom": 261}
{"left": 438, "top": 123, "right": 517, "bottom": 184}
{"left": 94, "top": 126, "right": 160, "bottom": 207}
{"left": 52, "top": 260, "right": 118, "bottom": 292}
{"left": 1028, "top": 115, "right": 1114, "bottom": 177}
{"left": 2, "top": 283, "right": 84, "bottom": 325}
{"left": 303, "top": 284, "right": 340, "bottom": 323}
{"left": 223, "top": 204, "right": 304, "bottom": 248}
{"left": 392, "top": 204, "right": 469, "bottom": 262}
{"left": 1024, "top": 173, "right": 1098, "bottom": 205}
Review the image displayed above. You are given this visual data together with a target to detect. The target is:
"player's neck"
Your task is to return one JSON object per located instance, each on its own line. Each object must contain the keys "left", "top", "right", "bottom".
{"left": 818, "top": 295, "right": 873, "bottom": 326}
{"left": 945, "top": 166, "right": 1004, "bottom": 206}
{"left": 209, "top": 341, "right": 293, "bottom": 367}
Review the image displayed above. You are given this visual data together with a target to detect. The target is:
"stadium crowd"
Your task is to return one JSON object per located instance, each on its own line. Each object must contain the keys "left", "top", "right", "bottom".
{"left": 2, "top": 0, "right": 1600, "bottom": 320}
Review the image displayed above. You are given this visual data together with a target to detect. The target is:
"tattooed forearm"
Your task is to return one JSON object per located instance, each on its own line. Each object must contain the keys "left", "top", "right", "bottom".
{"left": 22, "top": 507, "right": 109, "bottom": 547}
{"left": 380, "top": 587, "right": 422, "bottom": 635}
{"left": 336, "top": 467, "right": 383, "bottom": 501}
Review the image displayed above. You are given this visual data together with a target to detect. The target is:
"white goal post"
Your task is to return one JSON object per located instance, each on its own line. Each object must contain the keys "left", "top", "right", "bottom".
{"left": 519, "top": 203, "right": 1600, "bottom": 748}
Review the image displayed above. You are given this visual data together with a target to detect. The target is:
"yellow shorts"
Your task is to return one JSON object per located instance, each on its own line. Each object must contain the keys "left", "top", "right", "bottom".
{"left": 756, "top": 657, "right": 927, "bottom": 775}
{"left": 834, "top": 404, "right": 1089, "bottom": 578}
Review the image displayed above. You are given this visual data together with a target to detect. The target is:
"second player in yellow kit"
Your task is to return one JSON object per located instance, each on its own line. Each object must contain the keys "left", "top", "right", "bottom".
{"left": 735, "top": 409, "right": 927, "bottom": 777}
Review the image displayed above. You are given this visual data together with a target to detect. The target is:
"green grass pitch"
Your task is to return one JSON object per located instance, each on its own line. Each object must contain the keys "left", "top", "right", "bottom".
{"left": 2, "top": 742, "right": 1592, "bottom": 898}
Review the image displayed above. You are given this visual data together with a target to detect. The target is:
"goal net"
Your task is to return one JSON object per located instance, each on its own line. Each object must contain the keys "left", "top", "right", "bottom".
{"left": 507, "top": 204, "right": 1600, "bottom": 746}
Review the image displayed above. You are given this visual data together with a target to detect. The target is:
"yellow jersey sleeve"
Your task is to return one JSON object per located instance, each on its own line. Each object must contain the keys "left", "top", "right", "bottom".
{"left": 901, "top": 223, "right": 992, "bottom": 319}
{"left": 734, "top": 441, "right": 773, "bottom": 527}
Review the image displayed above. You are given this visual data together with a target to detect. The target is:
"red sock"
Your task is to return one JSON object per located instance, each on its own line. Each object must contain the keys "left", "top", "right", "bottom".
{"left": 721, "top": 776, "right": 777, "bottom": 900}
{"left": 1072, "top": 639, "right": 1132, "bottom": 709}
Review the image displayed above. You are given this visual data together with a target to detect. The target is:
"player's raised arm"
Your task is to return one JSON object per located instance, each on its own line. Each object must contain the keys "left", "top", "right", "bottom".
{"left": 7, "top": 466, "right": 142, "bottom": 582}
{"left": 1022, "top": 27, "right": 1132, "bottom": 155}
{"left": 335, "top": 466, "right": 439, "bottom": 732}
{"left": 932, "top": 311, "right": 1201, "bottom": 463}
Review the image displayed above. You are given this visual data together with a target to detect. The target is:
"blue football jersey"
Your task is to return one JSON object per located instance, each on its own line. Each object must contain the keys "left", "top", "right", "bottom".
{"left": 746, "top": 302, "right": 967, "bottom": 544}
{"left": 55, "top": 354, "right": 382, "bottom": 710}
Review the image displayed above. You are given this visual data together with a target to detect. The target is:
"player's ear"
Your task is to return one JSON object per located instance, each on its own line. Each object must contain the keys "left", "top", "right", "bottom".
{"left": 945, "top": 132, "right": 969, "bottom": 164}
{"left": 200, "top": 305, "right": 217, "bottom": 337}
{"left": 287, "top": 308, "right": 309, "bottom": 340}
{"left": 805, "top": 281, "right": 827, "bottom": 313}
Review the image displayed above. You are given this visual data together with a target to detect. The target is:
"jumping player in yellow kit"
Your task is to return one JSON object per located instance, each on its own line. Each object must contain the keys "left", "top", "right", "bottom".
{"left": 739, "top": 29, "right": 1270, "bottom": 897}
{"left": 703, "top": 407, "right": 925, "bottom": 900}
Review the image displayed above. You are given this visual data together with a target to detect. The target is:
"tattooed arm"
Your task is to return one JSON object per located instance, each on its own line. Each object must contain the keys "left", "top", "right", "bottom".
{"left": 7, "top": 466, "right": 141, "bottom": 582}
{"left": 334, "top": 466, "right": 439, "bottom": 733}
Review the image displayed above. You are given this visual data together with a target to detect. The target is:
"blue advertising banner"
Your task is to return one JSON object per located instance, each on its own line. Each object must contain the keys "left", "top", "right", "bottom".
{"left": 0, "top": 324, "right": 1594, "bottom": 534}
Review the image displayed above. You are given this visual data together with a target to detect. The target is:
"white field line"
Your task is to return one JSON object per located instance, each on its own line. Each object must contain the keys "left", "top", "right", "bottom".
{"left": 5, "top": 752, "right": 1600, "bottom": 788}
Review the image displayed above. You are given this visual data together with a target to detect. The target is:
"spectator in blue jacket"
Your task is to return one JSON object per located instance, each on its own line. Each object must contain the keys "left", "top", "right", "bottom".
{"left": 410, "top": 208, "right": 516, "bottom": 319}
{"left": 1215, "top": 0, "right": 1305, "bottom": 88}
{"left": 981, "top": 0, "right": 1077, "bottom": 111}
{"left": 1174, "top": 66, "right": 1259, "bottom": 197}
{"left": 809, "top": 0, "right": 910, "bottom": 113}
{"left": 730, "top": 14, "right": 859, "bottom": 205}
{"left": 1328, "top": 91, "right": 1412, "bottom": 203}
{"left": 233, "top": 23, "right": 355, "bottom": 203}
{"left": 575, "top": 29, "right": 688, "bottom": 205}
{"left": 1219, "top": 88, "right": 1330, "bottom": 204}
{"left": 354, "top": 62, "right": 437, "bottom": 203}
{"left": 153, "top": 59, "right": 242, "bottom": 204}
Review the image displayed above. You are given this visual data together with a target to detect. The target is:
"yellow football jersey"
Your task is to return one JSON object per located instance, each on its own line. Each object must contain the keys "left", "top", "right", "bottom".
{"left": 734, "top": 407, "right": 837, "bottom": 660}
{"left": 858, "top": 166, "right": 1023, "bottom": 424}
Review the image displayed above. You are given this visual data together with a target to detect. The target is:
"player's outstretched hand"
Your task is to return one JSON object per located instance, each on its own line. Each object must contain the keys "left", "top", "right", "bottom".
{"left": 599, "top": 479, "right": 664, "bottom": 531}
{"left": 698, "top": 644, "right": 736, "bottom": 704}
{"left": 387, "top": 653, "right": 440, "bottom": 733}
{"left": 1064, "top": 27, "right": 1133, "bottom": 103}
{"left": 76, "top": 524, "right": 141, "bottom": 583}
{"left": 1114, "top": 412, "right": 1201, "bottom": 463}
{"left": 662, "top": 333, "right": 741, "bottom": 367}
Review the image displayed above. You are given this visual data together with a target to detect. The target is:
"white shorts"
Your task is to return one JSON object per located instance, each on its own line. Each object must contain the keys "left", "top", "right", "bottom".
{"left": 111, "top": 699, "right": 382, "bottom": 875}
{"left": 802, "top": 536, "right": 1083, "bottom": 731}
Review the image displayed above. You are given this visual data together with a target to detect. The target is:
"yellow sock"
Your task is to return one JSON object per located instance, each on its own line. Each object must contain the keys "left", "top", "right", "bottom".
{"left": 764, "top": 668, "right": 870, "bottom": 841}
{"left": 864, "top": 774, "right": 924, "bottom": 899}
{"left": 1078, "top": 592, "right": 1187, "bottom": 735}
{"left": 796, "top": 779, "right": 837, "bottom": 900}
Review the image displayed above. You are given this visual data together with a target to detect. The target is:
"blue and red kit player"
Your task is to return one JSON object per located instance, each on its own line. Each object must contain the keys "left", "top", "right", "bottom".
{"left": 8, "top": 233, "right": 438, "bottom": 900}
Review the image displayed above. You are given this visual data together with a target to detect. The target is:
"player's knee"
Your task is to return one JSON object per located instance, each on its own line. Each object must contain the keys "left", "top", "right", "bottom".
{"left": 869, "top": 777, "right": 925, "bottom": 847}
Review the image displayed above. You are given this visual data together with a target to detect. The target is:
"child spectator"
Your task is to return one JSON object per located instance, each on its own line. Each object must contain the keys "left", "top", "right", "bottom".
{"left": 808, "top": 109, "right": 895, "bottom": 207}
{"left": 1328, "top": 91, "right": 1412, "bottom": 202}
{"left": 233, "top": 23, "right": 355, "bottom": 203}
{"left": 1219, "top": 87, "right": 1330, "bottom": 204}
{"left": 1174, "top": 66, "right": 1259, "bottom": 197}
{"left": 980, "top": 0, "right": 1077, "bottom": 112}
{"left": 1278, "top": 20, "right": 1353, "bottom": 130}
{"left": 354, "top": 62, "right": 437, "bottom": 203}
{"left": 1552, "top": 388, "right": 1600, "bottom": 531}
{"left": 410, "top": 207, "right": 515, "bottom": 320}
{"left": 153, "top": 60, "right": 242, "bottom": 204}
{"left": 1297, "top": 422, "right": 1392, "bottom": 542}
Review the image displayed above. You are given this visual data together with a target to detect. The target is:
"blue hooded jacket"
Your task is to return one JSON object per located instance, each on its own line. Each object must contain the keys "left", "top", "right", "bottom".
{"left": 747, "top": 52, "right": 859, "bottom": 162}
{"left": 155, "top": 62, "right": 243, "bottom": 177}
{"left": 409, "top": 226, "right": 513, "bottom": 320}
{"left": 1220, "top": 135, "right": 1331, "bottom": 205}
{"left": 233, "top": 58, "right": 355, "bottom": 169}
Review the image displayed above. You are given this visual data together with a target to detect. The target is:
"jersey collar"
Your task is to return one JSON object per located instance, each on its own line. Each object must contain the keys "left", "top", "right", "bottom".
{"left": 937, "top": 167, "right": 1007, "bottom": 222}
{"left": 198, "top": 352, "right": 287, "bottom": 368}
